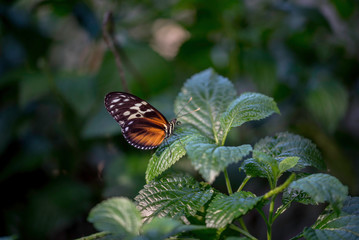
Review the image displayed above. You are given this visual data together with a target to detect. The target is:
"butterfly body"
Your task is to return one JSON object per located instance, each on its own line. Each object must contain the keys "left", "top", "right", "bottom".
{"left": 105, "top": 92, "right": 177, "bottom": 150}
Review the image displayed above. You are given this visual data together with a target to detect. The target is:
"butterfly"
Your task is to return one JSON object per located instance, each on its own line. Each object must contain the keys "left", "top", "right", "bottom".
{"left": 105, "top": 92, "right": 195, "bottom": 150}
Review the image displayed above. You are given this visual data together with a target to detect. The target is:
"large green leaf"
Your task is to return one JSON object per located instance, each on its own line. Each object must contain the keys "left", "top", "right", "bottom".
{"left": 174, "top": 69, "right": 236, "bottom": 143}
{"left": 302, "top": 215, "right": 359, "bottom": 240}
{"left": 253, "top": 132, "right": 326, "bottom": 171}
{"left": 135, "top": 175, "right": 214, "bottom": 222}
{"left": 341, "top": 196, "right": 359, "bottom": 215}
{"left": 186, "top": 137, "right": 252, "bottom": 183}
{"left": 288, "top": 174, "right": 348, "bottom": 210}
{"left": 145, "top": 127, "right": 203, "bottom": 183}
{"left": 299, "top": 196, "right": 359, "bottom": 240}
{"left": 220, "top": 92, "right": 279, "bottom": 143}
{"left": 206, "top": 191, "right": 262, "bottom": 229}
{"left": 88, "top": 197, "right": 142, "bottom": 237}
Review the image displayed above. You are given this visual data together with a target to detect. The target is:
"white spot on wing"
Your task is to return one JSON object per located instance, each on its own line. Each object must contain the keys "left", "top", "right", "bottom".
{"left": 123, "top": 111, "right": 130, "bottom": 116}
{"left": 111, "top": 99, "right": 120, "bottom": 103}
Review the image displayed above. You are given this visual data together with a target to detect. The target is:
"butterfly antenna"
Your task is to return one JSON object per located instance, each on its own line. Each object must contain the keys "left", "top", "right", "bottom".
{"left": 175, "top": 97, "right": 193, "bottom": 118}
{"left": 177, "top": 107, "right": 200, "bottom": 119}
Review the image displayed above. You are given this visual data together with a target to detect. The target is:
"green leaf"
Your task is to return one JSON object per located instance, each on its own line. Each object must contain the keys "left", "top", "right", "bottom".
{"left": 288, "top": 174, "right": 348, "bottom": 210}
{"left": 296, "top": 196, "right": 359, "bottom": 240}
{"left": 341, "top": 196, "right": 359, "bottom": 215}
{"left": 306, "top": 79, "right": 348, "bottom": 133}
{"left": 206, "top": 191, "right": 262, "bottom": 228}
{"left": 220, "top": 92, "right": 280, "bottom": 143}
{"left": 279, "top": 157, "right": 299, "bottom": 173}
{"left": 253, "top": 132, "right": 326, "bottom": 171}
{"left": 186, "top": 137, "right": 252, "bottom": 183}
{"left": 141, "top": 217, "right": 205, "bottom": 240}
{"left": 145, "top": 127, "right": 203, "bottom": 183}
{"left": 242, "top": 151, "right": 279, "bottom": 185}
{"left": 88, "top": 197, "right": 142, "bottom": 237}
{"left": 174, "top": 69, "right": 236, "bottom": 143}
{"left": 303, "top": 215, "right": 359, "bottom": 240}
{"left": 135, "top": 175, "right": 214, "bottom": 222}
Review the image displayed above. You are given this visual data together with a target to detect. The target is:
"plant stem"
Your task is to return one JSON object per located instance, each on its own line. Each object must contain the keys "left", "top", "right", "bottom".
{"left": 224, "top": 168, "right": 233, "bottom": 194}
{"left": 229, "top": 224, "right": 257, "bottom": 240}
{"left": 262, "top": 173, "right": 295, "bottom": 240}
{"left": 76, "top": 231, "right": 110, "bottom": 240}
{"left": 239, "top": 218, "right": 248, "bottom": 232}
{"left": 237, "top": 175, "right": 251, "bottom": 192}
{"left": 267, "top": 195, "right": 276, "bottom": 240}
{"left": 257, "top": 208, "right": 269, "bottom": 230}
{"left": 263, "top": 173, "right": 296, "bottom": 200}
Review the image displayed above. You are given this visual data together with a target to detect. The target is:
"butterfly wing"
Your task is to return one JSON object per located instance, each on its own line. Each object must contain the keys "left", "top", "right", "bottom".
{"left": 104, "top": 92, "right": 169, "bottom": 149}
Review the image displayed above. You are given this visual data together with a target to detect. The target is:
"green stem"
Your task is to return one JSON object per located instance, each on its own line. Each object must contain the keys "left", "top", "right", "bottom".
{"left": 263, "top": 173, "right": 295, "bottom": 240}
{"left": 229, "top": 224, "right": 257, "bottom": 240}
{"left": 237, "top": 175, "right": 251, "bottom": 192}
{"left": 257, "top": 208, "right": 269, "bottom": 229}
{"left": 76, "top": 232, "right": 110, "bottom": 240}
{"left": 263, "top": 173, "right": 296, "bottom": 200}
{"left": 267, "top": 196, "right": 276, "bottom": 240}
{"left": 224, "top": 168, "right": 233, "bottom": 195}
{"left": 239, "top": 218, "right": 248, "bottom": 232}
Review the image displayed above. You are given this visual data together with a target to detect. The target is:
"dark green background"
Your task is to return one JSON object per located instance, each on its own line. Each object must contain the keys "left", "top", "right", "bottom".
{"left": 1, "top": 0, "right": 358, "bottom": 239}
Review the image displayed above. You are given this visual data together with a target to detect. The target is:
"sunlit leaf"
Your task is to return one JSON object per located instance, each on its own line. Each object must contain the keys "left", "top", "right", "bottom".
{"left": 174, "top": 69, "right": 236, "bottom": 143}
{"left": 135, "top": 175, "right": 214, "bottom": 222}
{"left": 220, "top": 92, "right": 279, "bottom": 143}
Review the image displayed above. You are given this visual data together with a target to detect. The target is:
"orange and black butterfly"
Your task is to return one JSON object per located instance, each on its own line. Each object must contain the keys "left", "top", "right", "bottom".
{"left": 104, "top": 92, "right": 181, "bottom": 150}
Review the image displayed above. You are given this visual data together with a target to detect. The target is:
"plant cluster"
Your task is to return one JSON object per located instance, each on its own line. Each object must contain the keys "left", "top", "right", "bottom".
{"left": 80, "top": 70, "right": 358, "bottom": 240}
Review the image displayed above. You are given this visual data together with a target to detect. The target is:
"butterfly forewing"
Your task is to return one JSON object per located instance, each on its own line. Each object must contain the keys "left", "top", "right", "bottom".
{"left": 104, "top": 92, "right": 170, "bottom": 149}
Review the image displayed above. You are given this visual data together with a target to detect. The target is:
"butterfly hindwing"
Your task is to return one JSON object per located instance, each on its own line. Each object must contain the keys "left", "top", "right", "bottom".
{"left": 104, "top": 92, "right": 169, "bottom": 149}
{"left": 124, "top": 118, "right": 166, "bottom": 149}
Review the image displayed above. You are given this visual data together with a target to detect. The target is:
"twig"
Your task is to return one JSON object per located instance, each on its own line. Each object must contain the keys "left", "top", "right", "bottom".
{"left": 102, "top": 11, "right": 129, "bottom": 92}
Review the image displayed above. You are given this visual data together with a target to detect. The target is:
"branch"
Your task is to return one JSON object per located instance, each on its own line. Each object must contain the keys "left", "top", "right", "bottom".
{"left": 102, "top": 11, "right": 129, "bottom": 92}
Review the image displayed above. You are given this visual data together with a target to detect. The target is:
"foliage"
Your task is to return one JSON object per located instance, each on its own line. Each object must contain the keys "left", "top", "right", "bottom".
{"left": 1, "top": 0, "right": 358, "bottom": 239}
{"left": 83, "top": 70, "right": 357, "bottom": 240}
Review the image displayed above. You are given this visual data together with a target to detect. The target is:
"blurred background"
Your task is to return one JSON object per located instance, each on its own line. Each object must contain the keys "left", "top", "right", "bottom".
{"left": 0, "top": 0, "right": 358, "bottom": 239}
